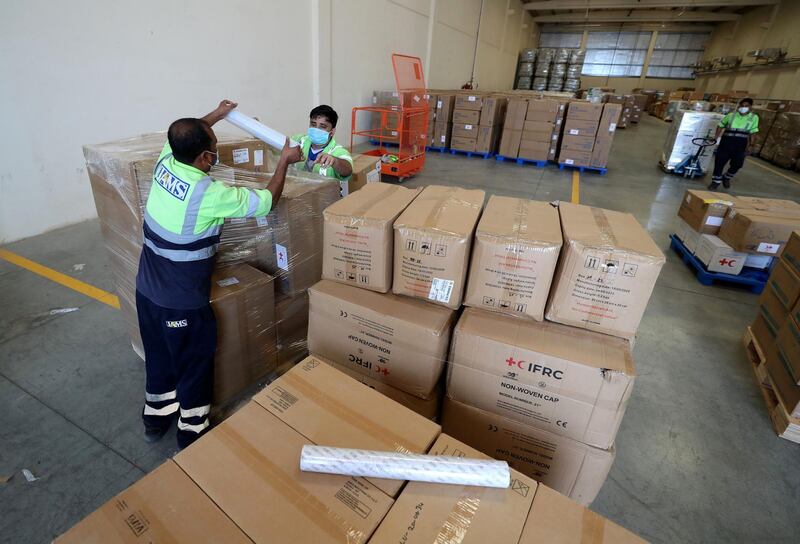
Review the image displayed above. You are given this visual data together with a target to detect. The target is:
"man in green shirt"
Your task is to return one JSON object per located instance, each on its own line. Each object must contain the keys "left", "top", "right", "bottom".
{"left": 293, "top": 105, "right": 353, "bottom": 181}
{"left": 709, "top": 97, "right": 759, "bottom": 190}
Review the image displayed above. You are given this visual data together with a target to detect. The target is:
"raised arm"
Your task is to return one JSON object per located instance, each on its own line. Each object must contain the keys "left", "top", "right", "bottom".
{"left": 201, "top": 99, "right": 238, "bottom": 126}
{"left": 267, "top": 139, "right": 304, "bottom": 207}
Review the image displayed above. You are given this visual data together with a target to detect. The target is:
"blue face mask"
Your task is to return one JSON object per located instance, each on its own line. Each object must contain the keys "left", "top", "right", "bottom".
{"left": 307, "top": 126, "right": 330, "bottom": 146}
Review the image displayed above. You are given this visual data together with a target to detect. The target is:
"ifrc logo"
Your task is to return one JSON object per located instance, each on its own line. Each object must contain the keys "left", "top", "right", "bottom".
{"left": 719, "top": 258, "right": 738, "bottom": 267}
{"left": 505, "top": 357, "right": 564, "bottom": 379}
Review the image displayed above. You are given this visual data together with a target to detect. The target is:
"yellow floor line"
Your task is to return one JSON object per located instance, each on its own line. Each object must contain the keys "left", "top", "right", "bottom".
{"left": 0, "top": 248, "right": 120, "bottom": 309}
{"left": 571, "top": 170, "right": 580, "bottom": 204}
{"left": 746, "top": 158, "right": 800, "bottom": 186}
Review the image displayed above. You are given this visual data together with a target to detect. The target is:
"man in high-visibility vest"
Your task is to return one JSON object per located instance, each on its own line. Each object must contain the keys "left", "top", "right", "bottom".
{"left": 709, "top": 97, "right": 759, "bottom": 190}
{"left": 136, "top": 99, "right": 302, "bottom": 449}
{"left": 292, "top": 105, "right": 353, "bottom": 181}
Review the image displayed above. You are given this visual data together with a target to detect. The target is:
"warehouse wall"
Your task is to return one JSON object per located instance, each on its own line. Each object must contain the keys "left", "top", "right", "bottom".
{"left": 1, "top": 0, "right": 522, "bottom": 243}
{"left": 695, "top": 0, "right": 800, "bottom": 100}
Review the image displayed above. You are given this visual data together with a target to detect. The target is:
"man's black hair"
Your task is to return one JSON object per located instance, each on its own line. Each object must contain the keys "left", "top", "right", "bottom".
{"left": 310, "top": 105, "right": 338, "bottom": 128}
{"left": 168, "top": 118, "right": 214, "bottom": 164}
{"left": 739, "top": 97, "right": 754, "bottom": 106}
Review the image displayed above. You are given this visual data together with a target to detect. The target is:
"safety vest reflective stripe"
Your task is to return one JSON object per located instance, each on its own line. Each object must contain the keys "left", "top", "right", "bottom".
{"left": 144, "top": 209, "right": 221, "bottom": 244}
{"left": 143, "top": 238, "right": 218, "bottom": 261}
{"left": 178, "top": 419, "right": 210, "bottom": 434}
{"left": 143, "top": 401, "right": 180, "bottom": 416}
{"left": 180, "top": 405, "right": 211, "bottom": 418}
{"left": 181, "top": 177, "right": 215, "bottom": 236}
{"left": 145, "top": 389, "right": 177, "bottom": 402}
{"left": 246, "top": 190, "right": 260, "bottom": 217}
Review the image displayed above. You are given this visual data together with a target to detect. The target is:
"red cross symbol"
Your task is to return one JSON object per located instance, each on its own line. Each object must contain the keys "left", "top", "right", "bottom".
{"left": 719, "top": 258, "right": 736, "bottom": 267}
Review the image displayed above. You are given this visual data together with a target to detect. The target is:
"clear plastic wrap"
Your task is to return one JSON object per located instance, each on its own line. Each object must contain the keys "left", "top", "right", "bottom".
{"left": 532, "top": 77, "right": 548, "bottom": 91}
{"left": 517, "top": 62, "right": 534, "bottom": 77}
{"left": 519, "top": 48, "right": 537, "bottom": 63}
{"left": 554, "top": 48, "right": 571, "bottom": 63}
{"left": 660, "top": 110, "right": 722, "bottom": 171}
{"left": 515, "top": 76, "right": 532, "bottom": 90}
{"left": 569, "top": 49, "right": 586, "bottom": 64}
{"left": 299, "top": 445, "right": 511, "bottom": 488}
{"left": 82, "top": 133, "right": 335, "bottom": 405}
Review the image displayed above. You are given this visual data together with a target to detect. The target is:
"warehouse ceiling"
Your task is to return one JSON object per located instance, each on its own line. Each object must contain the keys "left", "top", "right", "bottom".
{"left": 524, "top": 0, "right": 778, "bottom": 24}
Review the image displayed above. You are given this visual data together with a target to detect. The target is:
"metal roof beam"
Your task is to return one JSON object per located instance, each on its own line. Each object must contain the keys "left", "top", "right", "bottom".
{"left": 532, "top": 10, "right": 740, "bottom": 22}
{"left": 524, "top": 0, "right": 777, "bottom": 10}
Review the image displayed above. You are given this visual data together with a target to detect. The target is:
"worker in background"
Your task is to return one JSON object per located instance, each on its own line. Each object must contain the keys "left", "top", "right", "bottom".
{"left": 709, "top": 97, "right": 759, "bottom": 190}
{"left": 136, "top": 99, "right": 302, "bottom": 449}
{"left": 293, "top": 105, "right": 353, "bottom": 181}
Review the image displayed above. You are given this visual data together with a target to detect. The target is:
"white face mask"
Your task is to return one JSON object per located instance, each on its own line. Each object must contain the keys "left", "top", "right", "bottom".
{"left": 738, "top": 106, "right": 750, "bottom": 114}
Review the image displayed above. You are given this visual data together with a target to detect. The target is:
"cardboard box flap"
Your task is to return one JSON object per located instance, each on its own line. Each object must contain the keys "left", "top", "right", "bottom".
{"left": 477, "top": 196, "right": 562, "bottom": 246}
{"left": 685, "top": 189, "right": 736, "bottom": 208}
{"left": 324, "top": 182, "right": 420, "bottom": 223}
{"left": 394, "top": 185, "right": 485, "bottom": 237}
{"left": 735, "top": 196, "right": 800, "bottom": 215}
{"left": 559, "top": 202, "right": 665, "bottom": 261}
{"left": 455, "top": 308, "right": 634, "bottom": 374}
{"left": 519, "top": 485, "right": 646, "bottom": 543}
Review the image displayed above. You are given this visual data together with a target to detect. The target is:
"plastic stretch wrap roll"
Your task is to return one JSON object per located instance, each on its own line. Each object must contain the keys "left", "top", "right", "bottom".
{"left": 225, "top": 111, "right": 299, "bottom": 150}
{"left": 299, "top": 445, "right": 511, "bottom": 488}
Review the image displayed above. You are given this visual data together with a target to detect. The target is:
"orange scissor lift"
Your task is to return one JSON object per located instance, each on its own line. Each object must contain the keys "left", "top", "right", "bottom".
{"left": 351, "top": 54, "right": 429, "bottom": 182}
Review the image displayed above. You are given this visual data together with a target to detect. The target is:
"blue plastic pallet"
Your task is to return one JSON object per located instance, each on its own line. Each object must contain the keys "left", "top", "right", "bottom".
{"left": 450, "top": 149, "right": 493, "bottom": 159}
{"left": 426, "top": 145, "right": 449, "bottom": 153}
{"left": 558, "top": 163, "right": 608, "bottom": 176}
{"left": 669, "top": 234, "right": 769, "bottom": 294}
{"left": 495, "top": 155, "right": 548, "bottom": 167}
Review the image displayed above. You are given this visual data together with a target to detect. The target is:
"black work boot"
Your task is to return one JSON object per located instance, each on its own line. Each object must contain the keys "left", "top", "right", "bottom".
{"left": 708, "top": 181, "right": 720, "bottom": 190}
{"left": 144, "top": 425, "right": 169, "bottom": 443}
{"left": 722, "top": 174, "right": 733, "bottom": 188}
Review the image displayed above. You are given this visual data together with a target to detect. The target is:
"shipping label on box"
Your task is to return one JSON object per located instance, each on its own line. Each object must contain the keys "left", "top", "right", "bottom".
{"left": 323, "top": 183, "right": 420, "bottom": 293}
{"left": 452, "top": 123, "right": 479, "bottom": 139}
{"left": 441, "top": 399, "right": 614, "bottom": 505}
{"left": 464, "top": 196, "right": 561, "bottom": 321}
{"left": 447, "top": 308, "right": 634, "bottom": 449}
{"left": 369, "top": 433, "right": 537, "bottom": 544}
{"left": 455, "top": 94, "right": 483, "bottom": 110}
{"left": 557, "top": 150, "right": 593, "bottom": 167}
{"left": 563, "top": 119, "right": 598, "bottom": 138}
{"left": 695, "top": 234, "right": 747, "bottom": 275}
{"left": 546, "top": 203, "right": 666, "bottom": 340}
{"left": 307, "top": 281, "right": 455, "bottom": 399}
{"left": 393, "top": 185, "right": 485, "bottom": 309}
{"left": 566, "top": 101, "right": 603, "bottom": 122}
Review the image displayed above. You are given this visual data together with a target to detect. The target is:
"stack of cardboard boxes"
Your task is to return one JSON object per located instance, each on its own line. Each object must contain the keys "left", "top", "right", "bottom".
{"left": 746, "top": 232, "right": 800, "bottom": 443}
{"left": 557, "top": 102, "right": 622, "bottom": 169}
{"left": 604, "top": 94, "right": 634, "bottom": 128}
{"left": 84, "top": 133, "right": 338, "bottom": 405}
{"left": 498, "top": 98, "right": 567, "bottom": 162}
{"left": 57, "top": 355, "right": 646, "bottom": 544}
{"left": 432, "top": 93, "right": 455, "bottom": 149}
{"left": 450, "top": 94, "right": 507, "bottom": 154}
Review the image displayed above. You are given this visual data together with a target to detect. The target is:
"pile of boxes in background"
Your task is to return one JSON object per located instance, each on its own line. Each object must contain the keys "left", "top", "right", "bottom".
{"left": 557, "top": 101, "right": 621, "bottom": 169}
{"left": 449, "top": 94, "right": 507, "bottom": 154}
{"left": 499, "top": 98, "right": 564, "bottom": 163}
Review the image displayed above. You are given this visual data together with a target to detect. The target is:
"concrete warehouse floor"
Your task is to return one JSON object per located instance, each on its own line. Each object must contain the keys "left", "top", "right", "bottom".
{"left": 2, "top": 115, "right": 800, "bottom": 543}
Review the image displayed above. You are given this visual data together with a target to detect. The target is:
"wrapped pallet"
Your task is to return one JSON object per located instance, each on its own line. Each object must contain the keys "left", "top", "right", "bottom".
{"left": 760, "top": 112, "right": 800, "bottom": 169}
{"left": 752, "top": 108, "right": 778, "bottom": 155}
{"left": 660, "top": 110, "right": 722, "bottom": 173}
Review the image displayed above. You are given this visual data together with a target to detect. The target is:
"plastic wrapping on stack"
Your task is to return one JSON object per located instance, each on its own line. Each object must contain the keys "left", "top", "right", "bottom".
{"left": 752, "top": 108, "right": 778, "bottom": 155}
{"left": 554, "top": 48, "right": 570, "bottom": 64}
{"left": 569, "top": 49, "right": 586, "bottom": 64}
{"left": 535, "top": 48, "right": 554, "bottom": 88}
{"left": 519, "top": 48, "right": 536, "bottom": 63}
{"left": 664, "top": 100, "right": 688, "bottom": 121}
{"left": 532, "top": 77, "right": 548, "bottom": 91}
{"left": 563, "top": 78, "right": 581, "bottom": 92}
{"left": 83, "top": 133, "right": 335, "bottom": 402}
{"left": 517, "top": 62, "right": 534, "bottom": 77}
{"left": 516, "top": 76, "right": 532, "bottom": 90}
{"left": 760, "top": 112, "right": 800, "bottom": 169}
{"left": 660, "top": 110, "right": 722, "bottom": 172}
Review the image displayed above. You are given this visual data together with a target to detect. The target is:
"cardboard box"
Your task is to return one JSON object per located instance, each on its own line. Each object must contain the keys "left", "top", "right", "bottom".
{"left": 480, "top": 97, "right": 507, "bottom": 126}
{"left": 323, "top": 357, "right": 442, "bottom": 420}
{"left": 566, "top": 102, "right": 603, "bottom": 122}
{"left": 175, "top": 402, "right": 394, "bottom": 542}
{"left": 518, "top": 140, "right": 551, "bottom": 162}
{"left": 323, "top": 182, "right": 420, "bottom": 293}
{"left": 546, "top": 203, "right": 666, "bottom": 340}
{"left": 447, "top": 308, "right": 634, "bottom": 449}
{"left": 735, "top": 196, "right": 800, "bottom": 216}
{"left": 776, "top": 317, "right": 800, "bottom": 385}
{"left": 557, "top": 150, "right": 593, "bottom": 167}
{"left": 505, "top": 99, "right": 529, "bottom": 131}
{"left": 441, "top": 399, "right": 614, "bottom": 505}
{"left": 779, "top": 231, "right": 800, "bottom": 277}
{"left": 523, "top": 120, "right": 555, "bottom": 137}
{"left": 455, "top": 94, "right": 484, "bottom": 111}
{"left": 563, "top": 119, "right": 598, "bottom": 138}
{"left": 597, "top": 103, "right": 622, "bottom": 138}
{"left": 476, "top": 125, "right": 500, "bottom": 154}
{"left": 746, "top": 254, "right": 774, "bottom": 269}
{"left": 452, "top": 123, "right": 479, "bottom": 139}
{"left": 499, "top": 129, "right": 522, "bottom": 157}
{"left": 275, "top": 292, "right": 309, "bottom": 370}
{"left": 767, "top": 259, "right": 800, "bottom": 310}
{"left": 677, "top": 189, "right": 735, "bottom": 235}
{"left": 695, "top": 234, "right": 747, "bottom": 275}
{"left": 765, "top": 346, "right": 800, "bottom": 418}
{"left": 453, "top": 109, "right": 481, "bottom": 125}
{"left": 54, "top": 460, "right": 252, "bottom": 543}
{"left": 211, "top": 264, "right": 277, "bottom": 405}
{"left": 759, "top": 285, "right": 789, "bottom": 340}
{"left": 393, "top": 185, "right": 485, "bottom": 309}
{"left": 464, "top": 196, "right": 561, "bottom": 320}
{"left": 344, "top": 153, "right": 382, "bottom": 196}
{"left": 217, "top": 139, "right": 270, "bottom": 173}
{"left": 526, "top": 99, "right": 560, "bottom": 122}
{"left": 675, "top": 217, "right": 701, "bottom": 254}
{"left": 560, "top": 135, "right": 595, "bottom": 153}
{"left": 308, "top": 280, "right": 455, "bottom": 398}
{"left": 369, "top": 433, "right": 537, "bottom": 543}
{"left": 719, "top": 209, "right": 800, "bottom": 256}
{"left": 751, "top": 312, "right": 774, "bottom": 353}
{"left": 518, "top": 484, "right": 646, "bottom": 543}
{"left": 590, "top": 138, "right": 613, "bottom": 168}
{"left": 451, "top": 136, "right": 477, "bottom": 152}
{"left": 433, "top": 122, "right": 452, "bottom": 148}
{"left": 436, "top": 95, "right": 456, "bottom": 124}
{"left": 253, "top": 357, "right": 441, "bottom": 496}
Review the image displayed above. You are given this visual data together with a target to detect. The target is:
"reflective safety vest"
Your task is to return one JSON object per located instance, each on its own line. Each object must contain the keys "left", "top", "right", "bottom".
{"left": 719, "top": 111, "right": 759, "bottom": 139}
{"left": 136, "top": 142, "right": 272, "bottom": 309}
{"left": 292, "top": 133, "right": 353, "bottom": 180}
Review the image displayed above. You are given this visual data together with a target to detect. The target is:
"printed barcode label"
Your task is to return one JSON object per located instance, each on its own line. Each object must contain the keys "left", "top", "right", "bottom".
{"left": 468, "top": 96, "right": 476, "bottom": 102}
{"left": 276, "top": 243, "right": 289, "bottom": 271}
{"left": 391, "top": 130, "right": 398, "bottom": 136}
{"left": 413, "top": 95, "right": 420, "bottom": 102}
{"left": 232, "top": 148, "right": 249, "bottom": 164}
{"left": 569, "top": 129, "right": 579, "bottom": 135}
{"left": 465, "top": 124, "right": 472, "bottom": 130}
{"left": 429, "top": 278, "right": 455, "bottom": 304}
{"left": 254, "top": 149, "right": 264, "bottom": 166}
{"left": 705, "top": 216, "right": 723, "bottom": 226}
{"left": 437, "top": 100, "right": 442, "bottom": 108}
{"left": 757, "top": 242, "right": 780, "bottom": 254}
{"left": 256, "top": 216, "right": 268, "bottom": 227}
{"left": 216, "top": 277, "right": 239, "bottom": 287}
{"left": 340, "top": 180, "right": 349, "bottom": 197}
{"left": 440, "top": 136, "right": 446, "bottom": 143}
{"left": 367, "top": 169, "right": 380, "bottom": 183}
{"left": 565, "top": 159, "right": 575, "bottom": 165}
{"left": 609, "top": 123, "right": 617, "bottom": 132}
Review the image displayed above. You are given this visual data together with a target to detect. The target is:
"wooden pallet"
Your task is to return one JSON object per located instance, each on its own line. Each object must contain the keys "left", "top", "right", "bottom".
{"left": 742, "top": 326, "right": 800, "bottom": 443}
